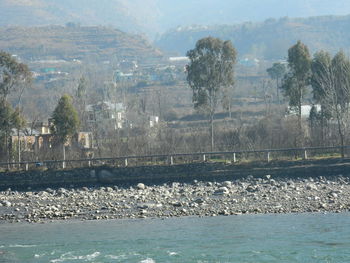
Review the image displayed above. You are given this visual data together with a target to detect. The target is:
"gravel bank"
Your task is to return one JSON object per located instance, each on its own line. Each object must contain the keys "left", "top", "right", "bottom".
{"left": 1, "top": 175, "right": 350, "bottom": 223}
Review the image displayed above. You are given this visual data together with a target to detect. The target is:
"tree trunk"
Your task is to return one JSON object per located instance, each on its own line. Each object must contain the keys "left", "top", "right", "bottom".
{"left": 210, "top": 113, "right": 214, "bottom": 152}
{"left": 17, "top": 129, "right": 21, "bottom": 168}
{"left": 62, "top": 143, "right": 66, "bottom": 169}
{"left": 5, "top": 133, "right": 9, "bottom": 170}
{"left": 336, "top": 110, "right": 345, "bottom": 158}
{"left": 298, "top": 86, "right": 303, "bottom": 148}
{"left": 229, "top": 102, "right": 232, "bottom": 119}
{"left": 276, "top": 78, "right": 280, "bottom": 105}
{"left": 298, "top": 102, "right": 302, "bottom": 147}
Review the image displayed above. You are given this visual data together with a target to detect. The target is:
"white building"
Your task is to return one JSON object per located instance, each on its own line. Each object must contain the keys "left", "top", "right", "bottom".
{"left": 149, "top": 116, "right": 159, "bottom": 128}
{"left": 287, "top": 104, "right": 321, "bottom": 118}
{"left": 86, "top": 101, "right": 126, "bottom": 130}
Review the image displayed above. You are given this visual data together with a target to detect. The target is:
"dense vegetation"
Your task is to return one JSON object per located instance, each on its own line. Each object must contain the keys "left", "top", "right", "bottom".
{"left": 156, "top": 15, "right": 350, "bottom": 59}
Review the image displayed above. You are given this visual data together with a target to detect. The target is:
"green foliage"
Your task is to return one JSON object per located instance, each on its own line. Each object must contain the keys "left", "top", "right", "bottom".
{"left": 0, "top": 101, "right": 25, "bottom": 160}
{"left": 51, "top": 94, "right": 80, "bottom": 144}
{"left": 186, "top": 37, "right": 236, "bottom": 150}
{"left": 0, "top": 101, "right": 19, "bottom": 137}
{"left": 267, "top": 62, "right": 286, "bottom": 103}
{"left": 281, "top": 41, "right": 311, "bottom": 109}
{"left": 267, "top": 63, "right": 286, "bottom": 80}
{"left": 186, "top": 37, "right": 237, "bottom": 113}
{"left": 76, "top": 76, "right": 87, "bottom": 99}
{"left": 288, "top": 41, "right": 311, "bottom": 82}
{"left": 11, "top": 107, "right": 26, "bottom": 129}
{"left": 0, "top": 51, "right": 31, "bottom": 101}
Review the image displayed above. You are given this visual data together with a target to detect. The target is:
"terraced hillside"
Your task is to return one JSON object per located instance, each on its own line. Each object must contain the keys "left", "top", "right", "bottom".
{"left": 0, "top": 25, "right": 162, "bottom": 62}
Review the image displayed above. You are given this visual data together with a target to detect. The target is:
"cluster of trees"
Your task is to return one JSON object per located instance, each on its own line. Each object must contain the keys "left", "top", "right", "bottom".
{"left": 0, "top": 51, "right": 31, "bottom": 163}
{"left": 3, "top": 35, "right": 350, "bottom": 164}
{"left": 187, "top": 37, "right": 350, "bottom": 156}
{"left": 0, "top": 51, "right": 80, "bottom": 163}
{"left": 276, "top": 41, "right": 350, "bottom": 157}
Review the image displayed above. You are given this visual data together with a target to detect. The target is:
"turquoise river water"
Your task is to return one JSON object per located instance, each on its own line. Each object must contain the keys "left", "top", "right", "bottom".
{"left": 0, "top": 213, "right": 350, "bottom": 262}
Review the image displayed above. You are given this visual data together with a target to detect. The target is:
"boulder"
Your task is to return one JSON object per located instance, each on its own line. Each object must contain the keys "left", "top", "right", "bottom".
{"left": 136, "top": 183, "right": 146, "bottom": 190}
{"left": 222, "top": 181, "right": 232, "bottom": 188}
{"left": 214, "top": 187, "right": 229, "bottom": 195}
{"left": 306, "top": 184, "right": 317, "bottom": 190}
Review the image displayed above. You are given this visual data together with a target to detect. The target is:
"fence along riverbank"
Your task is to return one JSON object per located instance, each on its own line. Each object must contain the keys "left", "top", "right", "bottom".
{"left": 1, "top": 146, "right": 350, "bottom": 190}
{"left": 0, "top": 145, "right": 349, "bottom": 171}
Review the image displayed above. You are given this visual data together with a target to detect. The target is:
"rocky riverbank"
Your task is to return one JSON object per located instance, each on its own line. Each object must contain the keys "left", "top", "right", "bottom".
{"left": 1, "top": 174, "right": 350, "bottom": 223}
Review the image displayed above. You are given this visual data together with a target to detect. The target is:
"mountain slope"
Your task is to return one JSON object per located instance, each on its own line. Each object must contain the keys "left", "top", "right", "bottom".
{"left": 1, "top": 0, "right": 350, "bottom": 37}
{"left": 0, "top": 0, "right": 159, "bottom": 35}
{"left": 156, "top": 15, "right": 350, "bottom": 59}
{"left": 156, "top": 0, "right": 350, "bottom": 32}
{"left": 0, "top": 25, "right": 162, "bottom": 61}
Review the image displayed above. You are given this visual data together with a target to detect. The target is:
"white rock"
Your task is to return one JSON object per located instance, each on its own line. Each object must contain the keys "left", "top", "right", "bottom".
{"left": 3, "top": 201, "right": 11, "bottom": 207}
{"left": 214, "top": 187, "right": 229, "bottom": 195}
{"left": 222, "top": 181, "right": 232, "bottom": 187}
{"left": 137, "top": 183, "right": 146, "bottom": 190}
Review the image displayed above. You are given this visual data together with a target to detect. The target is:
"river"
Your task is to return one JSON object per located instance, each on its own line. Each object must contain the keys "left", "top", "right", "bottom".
{"left": 1, "top": 213, "right": 350, "bottom": 262}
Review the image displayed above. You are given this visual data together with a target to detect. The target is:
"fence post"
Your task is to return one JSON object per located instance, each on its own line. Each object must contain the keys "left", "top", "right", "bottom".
{"left": 202, "top": 154, "right": 206, "bottom": 162}
{"left": 88, "top": 160, "right": 91, "bottom": 167}
{"left": 303, "top": 149, "right": 308, "bottom": 160}
{"left": 124, "top": 158, "right": 128, "bottom": 167}
{"left": 233, "top": 153, "right": 237, "bottom": 163}
{"left": 62, "top": 161, "right": 66, "bottom": 169}
{"left": 25, "top": 163, "right": 29, "bottom": 171}
{"left": 267, "top": 152, "right": 270, "bottom": 163}
{"left": 170, "top": 156, "right": 174, "bottom": 165}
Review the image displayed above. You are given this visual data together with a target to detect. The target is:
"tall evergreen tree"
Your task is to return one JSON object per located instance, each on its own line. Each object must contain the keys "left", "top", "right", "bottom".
{"left": 186, "top": 37, "right": 237, "bottom": 151}
{"left": 0, "top": 51, "right": 31, "bottom": 102}
{"left": 51, "top": 94, "right": 80, "bottom": 165}
{"left": 51, "top": 94, "right": 80, "bottom": 144}
{"left": 267, "top": 62, "right": 286, "bottom": 105}
{"left": 281, "top": 40, "right": 311, "bottom": 146}
{"left": 0, "top": 101, "right": 25, "bottom": 162}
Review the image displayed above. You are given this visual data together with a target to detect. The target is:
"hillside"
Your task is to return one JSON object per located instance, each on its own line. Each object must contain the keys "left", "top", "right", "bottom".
{"left": 156, "top": 15, "right": 350, "bottom": 59}
{"left": 0, "top": 0, "right": 159, "bottom": 35}
{"left": 0, "top": 25, "right": 162, "bottom": 62}
{"left": 0, "top": 25, "right": 163, "bottom": 121}
{"left": 1, "top": 0, "right": 350, "bottom": 37}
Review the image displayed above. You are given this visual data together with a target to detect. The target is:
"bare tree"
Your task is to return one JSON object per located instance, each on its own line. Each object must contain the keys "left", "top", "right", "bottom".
{"left": 311, "top": 50, "right": 350, "bottom": 157}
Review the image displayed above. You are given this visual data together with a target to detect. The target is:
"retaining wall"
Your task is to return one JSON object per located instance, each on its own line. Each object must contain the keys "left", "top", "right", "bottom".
{"left": 1, "top": 159, "right": 350, "bottom": 190}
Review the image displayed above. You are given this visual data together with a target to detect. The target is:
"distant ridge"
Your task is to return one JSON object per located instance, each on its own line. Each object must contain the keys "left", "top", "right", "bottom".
{"left": 2, "top": 0, "right": 350, "bottom": 37}
{"left": 0, "top": 0, "right": 159, "bottom": 36}
{"left": 155, "top": 14, "right": 350, "bottom": 59}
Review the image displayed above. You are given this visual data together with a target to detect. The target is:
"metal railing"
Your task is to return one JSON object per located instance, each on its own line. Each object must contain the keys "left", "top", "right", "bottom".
{"left": 0, "top": 145, "right": 349, "bottom": 171}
